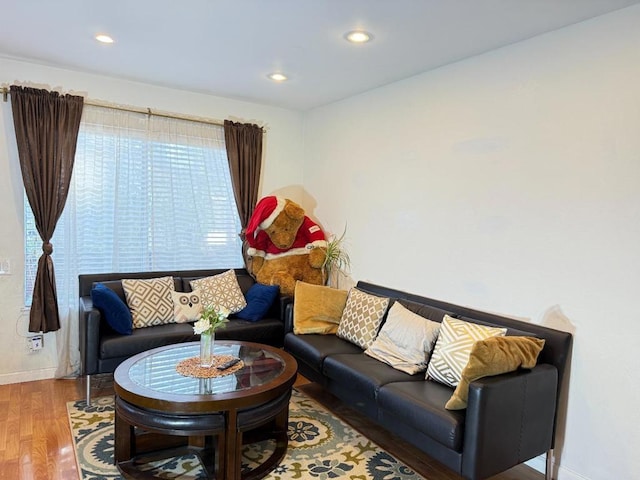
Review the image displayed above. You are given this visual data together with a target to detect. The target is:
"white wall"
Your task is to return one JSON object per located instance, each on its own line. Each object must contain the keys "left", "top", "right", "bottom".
{"left": 0, "top": 57, "right": 304, "bottom": 383}
{"left": 2, "top": 6, "right": 639, "bottom": 479}
{"left": 302, "top": 6, "right": 640, "bottom": 480}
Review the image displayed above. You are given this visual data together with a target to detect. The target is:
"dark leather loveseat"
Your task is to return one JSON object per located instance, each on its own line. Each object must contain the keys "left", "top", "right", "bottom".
{"left": 283, "top": 281, "right": 572, "bottom": 480}
{"left": 79, "top": 268, "right": 288, "bottom": 404}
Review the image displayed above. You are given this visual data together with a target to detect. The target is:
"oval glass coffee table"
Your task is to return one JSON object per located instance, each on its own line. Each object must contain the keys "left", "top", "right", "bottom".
{"left": 113, "top": 341, "right": 298, "bottom": 480}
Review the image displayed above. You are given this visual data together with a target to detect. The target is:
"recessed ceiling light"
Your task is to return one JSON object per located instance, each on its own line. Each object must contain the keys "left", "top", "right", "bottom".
{"left": 95, "top": 34, "right": 114, "bottom": 44}
{"left": 344, "top": 30, "right": 372, "bottom": 44}
{"left": 268, "top": 73, "right": 288, "bottom": 82}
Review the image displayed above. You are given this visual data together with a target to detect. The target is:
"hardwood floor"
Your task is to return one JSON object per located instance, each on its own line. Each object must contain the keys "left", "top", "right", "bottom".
{"left": 0, "top": 374, "right": 543, "bottom": 480}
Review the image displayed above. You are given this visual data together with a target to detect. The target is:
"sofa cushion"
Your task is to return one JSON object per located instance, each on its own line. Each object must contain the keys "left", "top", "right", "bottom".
{"left": 323, "top": 353, "right": 423, "bottom": 402}
{"left": 235, "top": 283, "right": 280, "bottom": 322}
{"left": 337, "top": 288, "right": 390, "bottom": 349}
{"left": 378, "top": 381, "right": 466, "bottom": 452}
{"left": 190, "top": 269, "right": 247, "bottom": 313}
{"left": 284, "top": 333, "right": 361, "bottom": 373}
{"left": 171, "top": 290, "right": 203, "bottom": 323}
{"left": 91, "top": 283, "right": 133, "bottom": 335}
{"left": 100, "top": 323, "right": 196, "bottom": 360}
{"left": 122, "top": 276, "right": 176, "bottom": 329}
{"left": 445, "top": 335, "right": 546, "bottom": 410}
{"left": 215, "top": 318, "right": 285, "bottom": 347}
{"left": 427, "top": 315, "right": 507, "bottom": 387}
{"left": 293, "top": 282, "right": 348, "bottom": 334}
{"left": 365, "top": 302, "right": 440, "bottom": 374}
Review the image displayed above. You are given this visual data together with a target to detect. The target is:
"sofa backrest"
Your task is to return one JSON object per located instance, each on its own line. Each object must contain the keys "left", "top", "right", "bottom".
{"left": 355, "top": 281, "right": 573, "bottom": 400}
{"left": 78, "top": 268, "right": 254, "bottom": 299}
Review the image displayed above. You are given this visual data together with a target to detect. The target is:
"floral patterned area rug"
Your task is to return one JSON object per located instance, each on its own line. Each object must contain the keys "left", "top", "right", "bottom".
{"left": 67, "top": 389, "right": 425, "bottom": 480}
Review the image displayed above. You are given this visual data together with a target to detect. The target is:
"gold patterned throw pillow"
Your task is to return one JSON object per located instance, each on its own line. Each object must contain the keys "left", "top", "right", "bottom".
{"left": 336, "top": 288, "right": 390, "bottom": 349}
{"left": 426, "top": 315, "right": 507, "bottom": 387}
{"left": 122, "top": 276, "right": 176, "bottom": 329}
{"left": 190, "top": 269, "right": 247, "bottom": 314}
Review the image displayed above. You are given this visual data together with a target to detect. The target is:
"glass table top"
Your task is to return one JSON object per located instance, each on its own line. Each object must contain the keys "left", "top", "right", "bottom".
{"left": 127, "top": 342, "right": 286, "bottom": 396}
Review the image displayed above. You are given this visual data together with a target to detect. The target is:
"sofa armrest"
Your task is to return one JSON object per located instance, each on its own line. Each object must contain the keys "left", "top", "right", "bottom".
{"left": 283, "top": 299, "right": 294, "bottom": 334}
{"left": 79, "top": 296, "right": 102, "bottom": 376}
{"left": 461, "top": 364, "right": 558, "bottom": 480}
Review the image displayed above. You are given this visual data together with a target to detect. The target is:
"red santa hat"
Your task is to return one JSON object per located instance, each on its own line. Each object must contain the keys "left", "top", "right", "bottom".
{"left": 246, "top": 196, "right": 286, "bottom": 241}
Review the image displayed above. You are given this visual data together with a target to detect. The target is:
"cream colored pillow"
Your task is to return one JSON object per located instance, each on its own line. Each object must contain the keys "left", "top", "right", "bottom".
{"left": 293, "top": 282, "right": 348, "bottom": 334}
{"left": 365, "top": 302, "right": 440, "bottom": 374}
{"left": 172, "top": 290, "right": 203, "bottom": 323}
{"left": 445, "top": 336, "right": 545, "bottom": 410}
{"left": 336, "top": 288, "right": 390, "bottom": 349}
{"left": 122, "top": 276, "right": 176, "bottom": 329}
{"left": 426, "top": 315, "right": 507, "bottom": 387}
{"left": 190, "top": 269, "right": 247, "bottom": 313}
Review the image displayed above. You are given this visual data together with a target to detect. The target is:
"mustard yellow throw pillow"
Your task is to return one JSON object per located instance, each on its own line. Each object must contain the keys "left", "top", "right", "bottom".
{"left": 293, "top": 282, "right": 349, "bottom": 334}
{"left": 445, "top": 336, "right": 545, "bottom": 410}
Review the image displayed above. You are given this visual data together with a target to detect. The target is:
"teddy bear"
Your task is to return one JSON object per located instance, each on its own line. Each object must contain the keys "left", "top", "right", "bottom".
{"left": 245, "top": 196, "right": 327, "bottom": 296}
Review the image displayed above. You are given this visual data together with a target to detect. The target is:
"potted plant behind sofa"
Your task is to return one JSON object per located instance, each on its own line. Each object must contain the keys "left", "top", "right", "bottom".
{"left": 322, "top": 226, "right": 351, "bottom": 289}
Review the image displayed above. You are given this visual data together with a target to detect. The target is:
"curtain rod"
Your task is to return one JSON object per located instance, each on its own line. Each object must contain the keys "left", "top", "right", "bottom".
{"left": 0, "top": 86, "right": 260, "bottom": 129}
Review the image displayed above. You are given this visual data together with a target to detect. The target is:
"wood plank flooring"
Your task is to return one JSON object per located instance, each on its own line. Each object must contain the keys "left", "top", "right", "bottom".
{"left": 0, "top": 374, "right": 543, "bottom": 480}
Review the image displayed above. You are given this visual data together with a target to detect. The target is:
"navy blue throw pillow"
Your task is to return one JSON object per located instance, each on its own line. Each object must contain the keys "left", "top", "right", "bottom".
{"left": 235, "top": 283, "right": 279, "bottom": 322}
{"left": 91, "top": 283, "right": 133, "bottom": 335}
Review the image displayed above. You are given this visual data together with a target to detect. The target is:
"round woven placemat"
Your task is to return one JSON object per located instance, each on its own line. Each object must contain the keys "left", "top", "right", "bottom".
{"left": 175, "top": 355, "right": 244, "bottom": 378}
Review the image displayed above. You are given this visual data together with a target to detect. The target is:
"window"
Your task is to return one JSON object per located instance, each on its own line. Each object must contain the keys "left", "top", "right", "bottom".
{"left": 24, "top": 105, "right": 243, "bottom": 305}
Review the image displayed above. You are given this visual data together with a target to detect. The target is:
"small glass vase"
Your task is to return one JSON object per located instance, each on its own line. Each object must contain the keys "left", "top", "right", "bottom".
{"left": 199, "top": 331, "right": 215, "bottom": 367}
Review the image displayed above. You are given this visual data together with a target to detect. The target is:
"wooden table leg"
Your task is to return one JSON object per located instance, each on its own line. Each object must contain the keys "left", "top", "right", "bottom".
{"left": 215, "top": 431, "right": 227, "bottom": 480}
{"left": 114, "top": 407, "right": 135, "bottom": 462}
{"left": 188, "top": 435, "right": 206, "bottom": 448}
{"left": 224, "top": 408, "right": 241, "bottom": 480}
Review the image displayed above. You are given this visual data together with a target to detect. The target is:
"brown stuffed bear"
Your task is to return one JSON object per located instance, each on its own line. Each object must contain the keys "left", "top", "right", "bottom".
{"left": 246, "top": 196, "right": 327, "bottom": 296}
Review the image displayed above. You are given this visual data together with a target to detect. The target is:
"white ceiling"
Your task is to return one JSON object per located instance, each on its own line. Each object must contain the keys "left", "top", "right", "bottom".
{"left": 1, "top": 0, "right": 638, "bottom": 111}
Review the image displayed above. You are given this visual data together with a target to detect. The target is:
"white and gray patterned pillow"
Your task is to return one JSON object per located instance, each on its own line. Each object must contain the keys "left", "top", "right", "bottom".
{"left": 190, "top": 269, "right": 247, "bottom": 313}
{"left": 426, "top": 315, "right": 507, "bottom": 387}
{"left": 122, "top": 276, "right": 176, "bottom": 329}
{"left": 337, "top": 288, "right": 390, "bottom": 349}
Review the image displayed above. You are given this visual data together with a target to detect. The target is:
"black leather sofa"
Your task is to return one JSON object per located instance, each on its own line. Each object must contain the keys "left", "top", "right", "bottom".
{"left": 283, "top": 281, "right": 572, "bottom": 480}
{"left": 79, "top": 268, "right": 288, "bottom": 404}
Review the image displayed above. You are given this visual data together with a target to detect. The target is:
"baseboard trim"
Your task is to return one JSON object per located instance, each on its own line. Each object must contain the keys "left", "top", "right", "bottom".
{"left": 526, "top": 453, "right": 590, "bottom": 480}
{"left": 526, "top": 454, "right": 546, "bottom": 474}
{"left": 555, "top": 466, "right": 591, "bottom": 480}
{"left": 0, "top": 367, "right": 56, "bottom": 385}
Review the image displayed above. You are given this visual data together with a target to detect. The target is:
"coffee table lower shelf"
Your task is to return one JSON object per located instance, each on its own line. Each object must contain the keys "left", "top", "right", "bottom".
{"left": 114, "top": 390, "right": 292, "bottom": 480}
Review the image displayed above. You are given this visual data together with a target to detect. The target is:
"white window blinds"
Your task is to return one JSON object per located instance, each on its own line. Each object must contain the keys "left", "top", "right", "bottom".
{"left": 24, "top": 105, "right": 243, "bottom": 304}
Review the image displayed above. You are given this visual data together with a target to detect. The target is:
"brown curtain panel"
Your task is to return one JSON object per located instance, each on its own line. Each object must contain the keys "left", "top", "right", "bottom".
{"left": 224, "top": 120, "right": 263, "bottom": 265}
{"left": 10, "top": 86, "right": 84, "bottom": 333}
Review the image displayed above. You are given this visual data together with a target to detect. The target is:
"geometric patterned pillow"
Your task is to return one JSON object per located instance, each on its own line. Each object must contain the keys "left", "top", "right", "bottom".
{"left": 172, "top": 290, "right": 203, "bottom": 323}
{"left": 336, "top": 288, "right": 390, "bottom": 350}
{"left": 189, "top": 269, "right": 247, "bottom": 314}
{"left": 121, "top": 276, "right": 176, "bottom": 329}
{"left": 426, "top": 315, "right": 507, "bottom": 387}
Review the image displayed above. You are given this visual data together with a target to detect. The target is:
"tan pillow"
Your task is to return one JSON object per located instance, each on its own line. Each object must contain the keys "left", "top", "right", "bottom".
{"left": 122, "top": 276, "right": 176, "bottom": 329}
{"left": 337, "top": 288, "right": 390, "bottom": 349}
{"left": 426, "top": 315, "right": 507, "bottom": 387}
{"left": 293, "top": 282, "right": 348, "bottom": 334}
{"left": 365, "top": 302, "right": 440, "bottom": 374}
{"left": 172, "top": 290, "right": 203, "bottom": 323}
{"left": 190, "top": 269, "right": 247, "bottom": 313}
{"left": 445, "top": 336, "right": 545, "bottom": 410}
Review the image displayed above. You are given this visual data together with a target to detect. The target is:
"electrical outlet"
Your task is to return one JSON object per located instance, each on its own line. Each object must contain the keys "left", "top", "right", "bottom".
{"left": 28, "top": 335, "right": 43, "bottom": 352}
{"left": 0, "top": 258, "right": 10, "bottom": 275}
